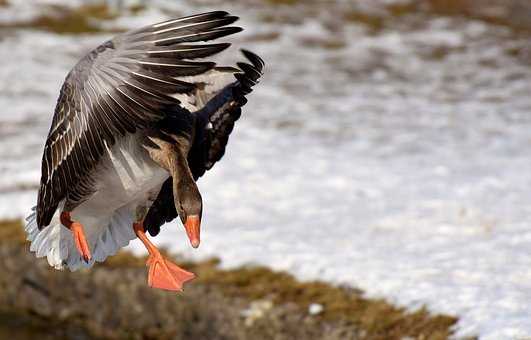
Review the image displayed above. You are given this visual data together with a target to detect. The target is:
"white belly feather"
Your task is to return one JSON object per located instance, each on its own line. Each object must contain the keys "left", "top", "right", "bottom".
{"left": 76, "top": 133, "right": 168, "bottom": 218}
{"left": 25, "top": 133, "right": 170, "bottom": 271}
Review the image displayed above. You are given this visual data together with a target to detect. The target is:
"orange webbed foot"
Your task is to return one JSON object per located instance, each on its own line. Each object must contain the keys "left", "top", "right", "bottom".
{"left": 71, "top": 222, "right": 91, "bottom": 263}
{"left": 147, "top": 253, "right": 195, "bottom": 291}
{"left": 61, "top": 211, "right": 91, "bottom": 263}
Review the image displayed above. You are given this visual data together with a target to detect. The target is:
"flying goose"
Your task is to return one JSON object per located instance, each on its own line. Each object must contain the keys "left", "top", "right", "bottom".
{"left": 24, "top": 11, "right": 264, "bottom": 291}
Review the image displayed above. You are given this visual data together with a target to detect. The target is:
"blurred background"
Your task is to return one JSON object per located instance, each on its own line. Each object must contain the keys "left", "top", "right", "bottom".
{"left": 1, "top": 0, "right": 531, "bottom": 339}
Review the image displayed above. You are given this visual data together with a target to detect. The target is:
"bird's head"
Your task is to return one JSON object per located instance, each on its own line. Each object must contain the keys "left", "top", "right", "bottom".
{"left": 174, "top": 178, "right": 202, "bottom": 248}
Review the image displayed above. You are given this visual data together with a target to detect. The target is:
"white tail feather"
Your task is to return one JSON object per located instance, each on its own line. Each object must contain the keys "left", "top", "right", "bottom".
{"left": 25, "top": 205, "right": 136, "bottom": 271}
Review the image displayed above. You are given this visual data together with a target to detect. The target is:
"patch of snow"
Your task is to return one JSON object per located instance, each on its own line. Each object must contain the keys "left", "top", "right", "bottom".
{"left": 308, "top": 303, "right": 324, "bottom": 316}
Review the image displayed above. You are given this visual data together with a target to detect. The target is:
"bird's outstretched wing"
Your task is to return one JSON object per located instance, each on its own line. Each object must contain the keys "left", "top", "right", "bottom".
{"left": 144, "top": 50, "right": 264, "bottom": 236}
{"left": 189, "top": 50, "right": 265, "bottom": 178}
{"left": 37, "top": 11, "right": 242, "bottom": 228}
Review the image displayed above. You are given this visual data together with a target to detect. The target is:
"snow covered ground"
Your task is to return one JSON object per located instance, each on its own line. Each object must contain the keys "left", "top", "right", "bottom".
{"left": 1, "top": 0, "right": 531, "bottom": 338}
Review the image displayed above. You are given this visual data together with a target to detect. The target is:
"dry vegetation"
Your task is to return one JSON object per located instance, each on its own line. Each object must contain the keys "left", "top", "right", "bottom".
{"left": 260, "top": 0, "right": 531, "bottom": 34}
{"left": 0, "top": 220, "right": 462, "bottom": 339}
{"left": 264, "top": 0, "right": 300, "bottom": 5}
{"left": 0, "top": 4, "right": 121, "bottom": 34}
{"left": 391, "top": 0, "right": 531, "bottom": 32}
{"left": 1, "top": 0, "right": 529, "bottom": 36}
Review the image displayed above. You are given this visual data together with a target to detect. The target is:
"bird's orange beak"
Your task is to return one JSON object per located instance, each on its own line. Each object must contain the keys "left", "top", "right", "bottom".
{"left": 184, "top": 215, "right": 200, "bottom": 248}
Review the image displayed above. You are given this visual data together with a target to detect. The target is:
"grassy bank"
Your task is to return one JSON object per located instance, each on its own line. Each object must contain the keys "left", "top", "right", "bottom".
{"left": 0, "top": 3, "right": 124, "bottom": 34}
{"left": 0, "top": 220, "right": 461, "bottom": 339}
{"left": 3, "top": 0, "right": 531, "bottom": 36}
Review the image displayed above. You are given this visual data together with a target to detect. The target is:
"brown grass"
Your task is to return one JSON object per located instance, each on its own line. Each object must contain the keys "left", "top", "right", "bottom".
{"left": 416, "top": 0, "right": 531, "bottom": 33}
{"left": 0, "top": 4, "right": 120, "bottom": 34}
{"left": 342, "top": 0, "right": 531, "bottom": 34}
{"left": 0, "top": 220, "right": 27, "bottom": 244}
{"left": 424, "top": 0, "right": 475, "bottom": 15}
{"left": 345, "top": 10, "right": 385, "bottom": 32}
{"left": 128, "top": 4, "right": 146, "bottom": 15}
{"left": 184, "top": 260, "right": 458, "bottom": 340}
{"left": 0, "top": 220, "right": 463, "bottom": 339}
{"left": 264, "top": 0, "right": 300, "bottom": 5}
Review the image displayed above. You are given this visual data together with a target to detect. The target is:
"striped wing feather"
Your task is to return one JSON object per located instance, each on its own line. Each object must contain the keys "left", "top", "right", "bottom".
{"left": 37, "top": 11, "right": 242, "bottom": 228}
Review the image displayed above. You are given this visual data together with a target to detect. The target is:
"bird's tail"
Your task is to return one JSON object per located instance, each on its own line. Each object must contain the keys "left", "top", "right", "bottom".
{"left": 25, "top": 205, "right": 136, "bottom": 271}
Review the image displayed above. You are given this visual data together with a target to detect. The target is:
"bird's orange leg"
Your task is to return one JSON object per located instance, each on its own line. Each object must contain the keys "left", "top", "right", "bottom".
{"left": 133, "top": 222, "right": 195, "bottom": 291}
{"left": 60, "top": 211, "right": 91, "bottom": 263}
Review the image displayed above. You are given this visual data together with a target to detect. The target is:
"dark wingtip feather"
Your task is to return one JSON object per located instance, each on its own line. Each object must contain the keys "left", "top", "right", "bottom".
{"left": 236, "top": 62, "right": 262, "bottom": 81}
{"left": 195, "top": 42, "right": 232, "bottom": 57}
{"left": 130, "top": 11, "right": 238, "bottom": 38}
{"left": 234, "top": 49, "right": 264, "bottom": 93}
{"left": 213, "top": 42, "right": 232, "bottom": 53}
{"left": 206, "top": 10, "right": 230, "bottom": 17}
{"left": 241, "top": 49, "right": 265, "bottom": 71}
{"left": 165, "top": 10, "right": 231, "bottom": 23}
{"left": 220, "top": 15, "right": 240, "bottom": 26}
{"left": 208, "top": 26, "right": 243, "bottom": 40}
{"left": 234, "top": 73, "right": 255, "bottom": 94}
{"left": 154, "top": 26, "right": 243, "bottom": 45}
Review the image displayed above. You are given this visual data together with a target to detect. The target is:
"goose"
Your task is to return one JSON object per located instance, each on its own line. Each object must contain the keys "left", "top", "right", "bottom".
{"left": 24, "top": 11, "right": 264, "bottom": 291}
